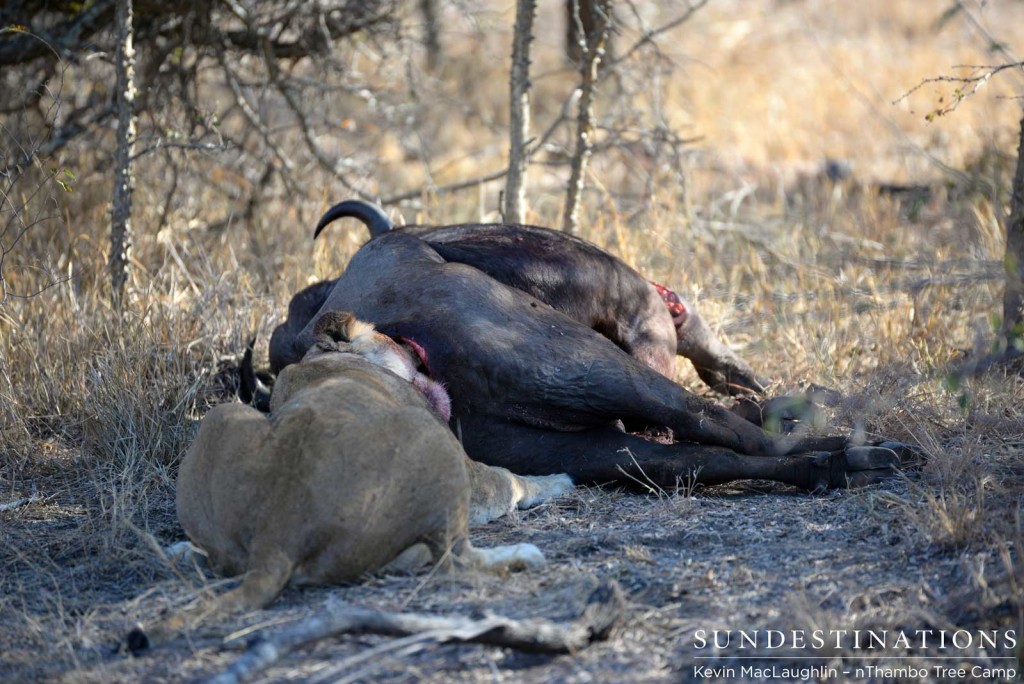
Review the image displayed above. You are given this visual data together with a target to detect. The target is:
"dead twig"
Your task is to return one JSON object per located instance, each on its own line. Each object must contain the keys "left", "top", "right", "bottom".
{"left": 215, "top": 45, "right": 295, "bottom": 175}
{"left": 378, "top": 83, "right": 580, "bottom": 207}
{"left": 130, "top": 140, "right": 231, "bottom": 161}
{"left": 263, "top": 43, "right": 371, "bottom": 200}
{"left": 894, "top": 61, "right": 1024, "bottom": 121}
{"left": 379, "top": 167, "right": 511, "bottom": 206}
{"left": 207, "top": 580, "right": 624, "bottom": 684}
{"left": 606, "top": 0, "right": 710, "bottom": 71}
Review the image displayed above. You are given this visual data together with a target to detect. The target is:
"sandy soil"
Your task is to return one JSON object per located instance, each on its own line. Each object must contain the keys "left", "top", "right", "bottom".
{"left": 2, "top": 459, "right": 1017, "bottom": 683}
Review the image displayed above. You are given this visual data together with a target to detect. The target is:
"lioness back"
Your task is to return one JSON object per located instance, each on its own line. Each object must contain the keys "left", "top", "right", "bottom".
{"left": 176, "top": 360, "right": 470, "bottom": 584}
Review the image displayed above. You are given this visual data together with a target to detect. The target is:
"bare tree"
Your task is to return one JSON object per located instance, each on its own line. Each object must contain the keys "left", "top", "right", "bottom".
{"left": 0, "top": 2, "right": 396, "bottom": 154}
{"left": 0, "top": 30, "right": 72, "bottom": 306}
{"left": 565, "top": 0, "right": 601, "bottom": 65}
{"left": 420, "top": 0, "right": 442, "bottom": 71}
{"left": 382, "top": 3, "right": 707, "bottom": 213}
{"left": 3, "top": 0, "right": 711, "bottom": 262}
{"left": 1, "top": 1, "right": 399, "bottom": 291}
{"left": 1003, "top": 112, "right": 1024, "bottom": 350}
{"left": 897, "top": 3, "right": 1024, "bottom": 361}
{"left": 0, "top": 162, "right": 70, "bottom": 306}
{"left": 504, "top": 0, "right": 536, "bottom": 224}
{"left": 109, "top": 0, "right": 136, "bottom": 307}
{"left": 563, "top": 0, "right": 611, "bottom": 234}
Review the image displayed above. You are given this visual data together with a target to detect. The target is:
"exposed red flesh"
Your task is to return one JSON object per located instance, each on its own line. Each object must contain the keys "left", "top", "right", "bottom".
{"left": 649, "top": 281, "right": 689, "bottom": 325}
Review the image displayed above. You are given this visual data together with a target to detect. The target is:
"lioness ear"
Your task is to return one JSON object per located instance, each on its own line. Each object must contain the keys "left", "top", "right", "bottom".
{"left": 313, "top": 311, "right": 356, "bottom": 343}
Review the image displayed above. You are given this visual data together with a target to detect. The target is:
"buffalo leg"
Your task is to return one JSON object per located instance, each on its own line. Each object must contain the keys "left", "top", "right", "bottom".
{"left": 581, "top": 359, "right": 848, "bottom": 457}
{"left": 457, "top": 417, "right": 897, "bottom": 492}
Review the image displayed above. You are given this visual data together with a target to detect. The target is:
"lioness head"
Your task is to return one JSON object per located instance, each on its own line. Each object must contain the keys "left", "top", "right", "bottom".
{"left": 304, "top": 311, "right": 451, "bottom": 421}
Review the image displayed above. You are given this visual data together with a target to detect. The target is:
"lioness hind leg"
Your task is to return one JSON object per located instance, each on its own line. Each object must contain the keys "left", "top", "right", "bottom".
{"left": 456, "top": 540, "right": 547, "bottom": 572}
{"left": 127, "top": 550, "right": 293, "bottom": 653}
{"left": 379, "top": 543, "right": 433, "bottom": 574}
{"left": 419, "top": 532, "right": 547, "bottom": 574}
{"left": 383, "top": 538, "right": 548, "bottom": 574}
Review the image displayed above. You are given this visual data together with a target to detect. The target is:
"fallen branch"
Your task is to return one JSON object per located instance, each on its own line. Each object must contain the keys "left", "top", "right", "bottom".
{"left": 0, "top": 494, "right": 43, "bottom": 512}
{"left": 207, "top": 580, "right": 624, "bottom": 684}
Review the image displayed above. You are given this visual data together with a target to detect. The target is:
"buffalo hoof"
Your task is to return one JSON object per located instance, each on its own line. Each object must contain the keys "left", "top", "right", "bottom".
{"left": 809, "top": 446, "right": 900, "bottom": 491}
{"left": 872, "top": 440, "right": 928, "bottom": 468}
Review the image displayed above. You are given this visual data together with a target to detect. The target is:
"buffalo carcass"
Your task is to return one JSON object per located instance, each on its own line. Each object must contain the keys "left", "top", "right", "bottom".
{"left": 270, "top": 200, "right": 764, "bottom": 397}
{"left": 269, "top": 225, "right": 901, "bottom": 492}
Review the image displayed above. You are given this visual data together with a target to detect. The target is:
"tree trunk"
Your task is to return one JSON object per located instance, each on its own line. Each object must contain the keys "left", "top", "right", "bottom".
{"left": 420, "top": 0, "right": 442, "bottom": 71}
{"left": 1002, "top": 111, "right": 1024, "bottom": 351}
{"left": 565, "top": 0, "right": 598, "bottom": 65}
{"left": 562, "top": 0, "right": 610, "bottom": 235}
{"left": 109, "top": 0, "right": 137, "bottom": 307}
{"left": 504, "top": 0, "right": 536, "bottom": 224}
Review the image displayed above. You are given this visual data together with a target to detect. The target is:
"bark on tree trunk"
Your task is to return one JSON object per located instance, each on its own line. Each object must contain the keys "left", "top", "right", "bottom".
{"left": 565, "top": 0, "right": 599, "bottom": 65}
{"left": 1002, "top": 111, "right": 1024, "bottom": 351}
{"left": 109, "top": 0, "right": 137, "bottom": 307}
{"left": 504, "top": 0, "right": 536, "bottom": 224}
{"left": 563, "top": 0, "right": 610, "bottom": 235}
{"left": 420, "top": 0, "right": 442, "bottom": 71}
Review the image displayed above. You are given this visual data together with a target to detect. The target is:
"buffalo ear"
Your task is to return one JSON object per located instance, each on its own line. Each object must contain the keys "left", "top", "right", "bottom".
{"left": 313, "top": 311, "right": 355, "bottom": 343}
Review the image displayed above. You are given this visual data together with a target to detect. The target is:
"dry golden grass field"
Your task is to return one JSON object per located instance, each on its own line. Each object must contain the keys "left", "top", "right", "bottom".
{"left": 1, "top": 0, "right": 1023, "bottom": 681}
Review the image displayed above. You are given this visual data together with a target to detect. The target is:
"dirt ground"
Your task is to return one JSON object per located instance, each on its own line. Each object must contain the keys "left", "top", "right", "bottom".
{"left": 2, "top": 446, "right": 1019, "bottom": 683}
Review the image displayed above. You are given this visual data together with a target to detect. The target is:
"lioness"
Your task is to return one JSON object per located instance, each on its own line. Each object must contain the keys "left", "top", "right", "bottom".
{"left": 129, "top": 311, "right": 570, "bottom": 651}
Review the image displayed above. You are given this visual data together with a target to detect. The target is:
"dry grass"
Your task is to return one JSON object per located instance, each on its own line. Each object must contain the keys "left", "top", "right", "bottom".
{"left": 2, "top": 1, "right": 1023, "bottom": 681}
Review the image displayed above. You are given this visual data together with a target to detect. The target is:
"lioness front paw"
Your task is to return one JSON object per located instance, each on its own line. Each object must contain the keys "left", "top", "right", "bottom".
{"left": 517, "top": 473, "right": 575, "bottom": 509}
